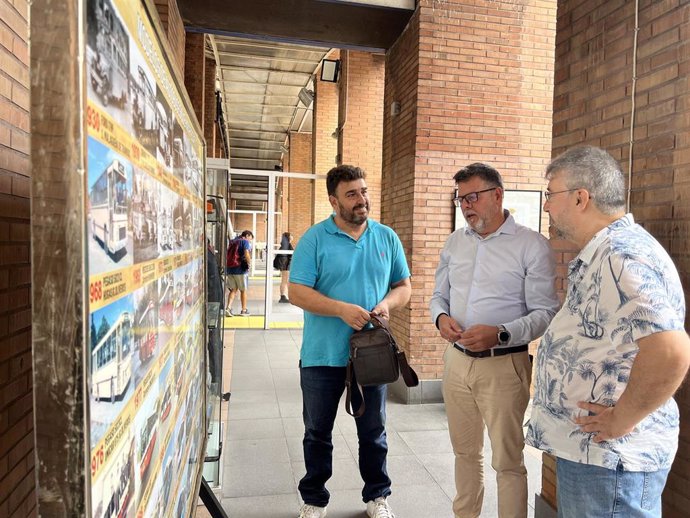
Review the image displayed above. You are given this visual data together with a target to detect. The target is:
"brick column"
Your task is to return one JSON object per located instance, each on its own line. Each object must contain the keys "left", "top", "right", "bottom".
{"left": 204, "top": 57, "right": 222, "bottom": 158}
{"left": 545, "top": 1, "right": 690, "bottom": 516}
{"left": 312, "top": 51, "right": 340, "bottom": 223}
{"left": 383, "top": 0, "right": 557, "bottom": 402}
{"left": 287, "top": 132, "right": 313, "bottom": 242}
{"left": 339, "top": 50, "right": 385, "bottom": 221}
{"left": 183, "top": 32, "right": 205, "bottom": 131}
{"left": 0, "top": 1, "right": 34, "bottom": 516}
{"left": 153, "top": 0, "right": 185, "bottom": 76}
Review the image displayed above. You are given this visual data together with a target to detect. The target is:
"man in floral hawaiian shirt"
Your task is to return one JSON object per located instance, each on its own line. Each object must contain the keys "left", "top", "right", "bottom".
{"left": 527, "top": 146, "right": 690, "bottom": 518}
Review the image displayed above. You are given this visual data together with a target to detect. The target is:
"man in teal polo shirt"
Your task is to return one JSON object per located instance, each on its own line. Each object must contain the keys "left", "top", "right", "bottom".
{"left": 289, "top": 165, "right": 411, "bottom": 518}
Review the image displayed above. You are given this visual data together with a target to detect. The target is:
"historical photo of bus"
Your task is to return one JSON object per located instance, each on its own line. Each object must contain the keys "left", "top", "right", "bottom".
{"left": 134, "top": 384, "right": 160, "bottom": 497}
{"left": 131, "top": 167, "right": 159, "bottom": 264}
{"left": 159, "top": 437, "right": 176, "bottom": 517}
{"left": 87, "top": 137, "right": 133, "bottom": 275}
{"left": 90, "top": 433, "right": 135, "bottom": 518}
{"left": 131, "top": 283, "right": 158, "bottom": 383}
{"left": 157, "top": 273, "right": 175, "bottom": 330}
{"left": 89, "top": 294, "right": 135, "bottom": 447}
{"left": 157, "top": 184, "right": 176, "bottom": 256}
{"left": 86, "top": 0, "right": 130, "bottom": 114}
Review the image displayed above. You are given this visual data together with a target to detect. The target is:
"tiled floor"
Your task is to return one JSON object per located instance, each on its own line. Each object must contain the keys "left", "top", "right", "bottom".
{"left": 199, "top": 329, "right": 543, "bottom": 518}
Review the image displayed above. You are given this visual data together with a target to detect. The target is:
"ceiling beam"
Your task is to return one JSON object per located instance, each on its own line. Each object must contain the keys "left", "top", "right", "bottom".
{"left": 217, "top": 51, "right": 318, "bottom": 65}
{"left": 219, "top": 65, "right": 314, "bottom": 75}
{"left": 180, "top": 0, "right": 414, "bottom": 51}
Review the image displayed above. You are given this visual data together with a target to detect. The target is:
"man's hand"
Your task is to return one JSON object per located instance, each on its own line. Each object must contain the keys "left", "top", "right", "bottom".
{"left": 339, "top": 303, "right": 373, "bottom": 331}
{"left": 457, "top": 324, "right": 498, "bottom": 352}
{"left": 371, "top": 300, "right": 390, "bottom": 320}
{"left": 438, "top": 314, "right": 464, "bottom": 343}
{"left": 574, "top": 402, "right": 636, "bottom": 443}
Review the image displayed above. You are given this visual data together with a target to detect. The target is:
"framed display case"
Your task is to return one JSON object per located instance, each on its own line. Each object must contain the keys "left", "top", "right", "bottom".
{"left": 31, "top": 0, "right": 207, "bottom": 516}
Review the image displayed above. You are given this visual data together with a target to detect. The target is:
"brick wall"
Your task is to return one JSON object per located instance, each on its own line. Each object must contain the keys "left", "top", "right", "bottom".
{"left": 312, "top": 52, "right": 340, "bottom": 223}
{"left": 0, "top": 0, "right": 34, "bottom": 516}
{"left": 205, "top": 57, "right": 222, "bottom": 158}
{"left": 184, "top": 32, "right": 206, "bottom": 132}
{"left": 384, "top": 0, "right": 557, "bottom": 379}
{"left": 153, "top": 0, "right": 185, "bottom": 76}
{"left": 287, "top": 131, "right": 313, "bottom": 242}
{"left": 339, "top": 51, "right": 385, "bottom": 222}
{"left": 548, "top": 1, "right": 690, "bottom": 515}
{"left": 382, "top": 9, "right": 420, "bottom": 355}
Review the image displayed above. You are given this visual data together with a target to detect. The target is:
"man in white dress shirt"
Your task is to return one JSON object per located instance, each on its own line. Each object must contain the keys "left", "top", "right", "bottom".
{"left": 430, "top": 163, "right": 559, "bottom": 518}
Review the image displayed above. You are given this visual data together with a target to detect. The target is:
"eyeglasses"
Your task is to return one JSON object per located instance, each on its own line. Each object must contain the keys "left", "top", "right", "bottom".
{"left": 452, "top": 187, "right": 497, "bottom": 207}
{"left": 543, "top": 188, "right": 580, "bottom": 201}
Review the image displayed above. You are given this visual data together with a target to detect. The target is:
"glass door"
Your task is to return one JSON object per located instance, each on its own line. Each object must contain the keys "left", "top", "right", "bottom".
{"left": 225, "top": 168, "right": 326, "bottom": 329}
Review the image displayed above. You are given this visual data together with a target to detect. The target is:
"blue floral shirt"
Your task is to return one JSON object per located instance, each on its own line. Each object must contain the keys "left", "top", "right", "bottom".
{"left": 526, "top": 214, "right": 686, "bottom": 471}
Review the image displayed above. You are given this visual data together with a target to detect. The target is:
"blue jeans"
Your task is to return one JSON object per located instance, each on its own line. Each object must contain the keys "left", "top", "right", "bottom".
{"left": 557, "top": 457, "right": 670, "bottom": 518}
{"left": 298, "top": 366, "right": 391, "bottom": 507}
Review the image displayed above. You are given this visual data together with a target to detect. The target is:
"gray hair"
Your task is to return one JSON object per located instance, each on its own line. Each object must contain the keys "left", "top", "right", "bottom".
{"left": 545, "top": 146, "right": 626, "bottom": 214}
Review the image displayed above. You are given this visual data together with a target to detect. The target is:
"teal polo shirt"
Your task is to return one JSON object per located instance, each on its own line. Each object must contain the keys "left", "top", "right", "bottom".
{"left": 290, "top": 215, "right": 410, "bottom": 367}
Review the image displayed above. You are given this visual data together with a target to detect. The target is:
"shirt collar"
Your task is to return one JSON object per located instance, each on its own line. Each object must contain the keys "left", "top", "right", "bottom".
{"left": 324, "top": 214, "right": 374, "bottom": 236}
{"left": 463, "top": 209, "right": 516, "bottom": 239}
{"left": 574, "top": 213, "right": 635, "bottom": 266}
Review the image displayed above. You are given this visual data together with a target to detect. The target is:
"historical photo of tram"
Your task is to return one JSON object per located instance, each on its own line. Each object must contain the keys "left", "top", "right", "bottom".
{"left": 157, "top": 184, "right": 176, "bottom": 256}
{"left": 129, "top": 45, "right": 158, "bottom": 157}
{"left": 134, "top": 383, "right": 160, "bottom": 497}
{"left": 131, "top": 167, "right": 159, "bottom": 263}
{"left": 184, "top": 140, "right": 203, "bottom": 199}
{"left": 156, "top": 90, "right": 173, "bottom": 170}
{"left": 86, "top": 0, "right": 130, "bottom": 120}
{"left": 87, "top": 137, "right": 133, "bottom": 275}
{"left": 90, "top": 432, "right": 135, "bottom": 518}
{"left": 171, "top": 122, "right": 185, "bottom": 184}
{"left": 171, "top": 197, "right": 189, "bottom": 252}
{"left": 88, "top": 294, "right": 135, "bottom": 446}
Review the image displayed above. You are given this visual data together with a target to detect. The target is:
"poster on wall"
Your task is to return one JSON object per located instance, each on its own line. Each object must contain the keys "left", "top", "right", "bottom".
{"left": 85, "top": 0, "right": 206, "bottom": 517}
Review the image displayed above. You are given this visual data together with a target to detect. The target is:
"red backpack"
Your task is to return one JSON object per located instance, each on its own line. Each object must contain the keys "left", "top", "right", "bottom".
{"left": 226, "top": 238, "right": 243, "bottom": 268}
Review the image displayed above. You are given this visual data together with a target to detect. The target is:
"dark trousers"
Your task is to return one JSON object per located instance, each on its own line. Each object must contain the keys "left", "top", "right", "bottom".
{"left": 298, "top": 365, "right": 391, "bottom": 507}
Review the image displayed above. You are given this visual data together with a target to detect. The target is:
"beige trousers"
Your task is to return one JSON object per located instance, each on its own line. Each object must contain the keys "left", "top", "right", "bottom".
{"left": 442, "top": 346, "right": 531, "bottom": 518}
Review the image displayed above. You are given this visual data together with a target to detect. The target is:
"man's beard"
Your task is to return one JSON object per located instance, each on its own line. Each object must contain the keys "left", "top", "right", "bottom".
{"left": 339, "top": 201, "right": 369, "bottom": 225}
{"left": 550, "top": 218, "right": 573, "bottom": 241}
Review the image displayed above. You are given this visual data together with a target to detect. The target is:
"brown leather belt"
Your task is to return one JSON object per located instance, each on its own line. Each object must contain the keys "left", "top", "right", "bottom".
{"left": 453, "top": 343, "right": 528, "bottom": 358}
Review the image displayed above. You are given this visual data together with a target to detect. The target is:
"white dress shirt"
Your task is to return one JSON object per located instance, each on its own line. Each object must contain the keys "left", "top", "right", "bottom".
{"left": 429, "top": 212, "right": 559, "bottom": 347}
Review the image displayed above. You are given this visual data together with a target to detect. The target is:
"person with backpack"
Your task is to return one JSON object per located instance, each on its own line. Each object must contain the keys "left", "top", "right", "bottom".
{"left": 225, "top": 230, "right": 253, "bottom": 316}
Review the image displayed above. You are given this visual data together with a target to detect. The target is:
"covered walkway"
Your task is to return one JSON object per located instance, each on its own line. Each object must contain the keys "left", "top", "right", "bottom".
{"left": 199, "top": 328, "right": 543, "bottom": 517}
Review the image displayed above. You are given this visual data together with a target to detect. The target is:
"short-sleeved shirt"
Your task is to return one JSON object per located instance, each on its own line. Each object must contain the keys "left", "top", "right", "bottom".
{"left": 526, "top": 214, "right": 686, "bottom": 471}
{"left": 290, "top": 216, "right": 410, "bottom": 367}
{"left": 226, "top": 238, "right": 251, "bottom": 275}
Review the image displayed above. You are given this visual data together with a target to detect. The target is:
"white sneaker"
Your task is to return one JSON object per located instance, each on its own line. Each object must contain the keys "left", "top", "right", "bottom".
{"left": 298, "top": 504, "right": 327, "bottom": 518}
{"left": 366, "top": 497, "right": 395, "bottom": 518}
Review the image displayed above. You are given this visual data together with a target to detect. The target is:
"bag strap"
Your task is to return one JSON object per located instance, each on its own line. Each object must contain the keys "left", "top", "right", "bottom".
{"left": 344, "top": 314, "right": 420, "bottom": 418}
{"left": 345, "top": 359, "right": 365, "bottom": 417}
{"left": 370, "top": 314, "right": 419, "bottom": 388}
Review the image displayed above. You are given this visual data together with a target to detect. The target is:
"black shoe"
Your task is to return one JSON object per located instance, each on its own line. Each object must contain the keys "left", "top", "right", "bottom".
{"left": 279, "top": 295, "right": 290, "bottom": 303}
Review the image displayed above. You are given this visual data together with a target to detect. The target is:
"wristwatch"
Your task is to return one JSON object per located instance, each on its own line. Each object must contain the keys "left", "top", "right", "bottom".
{"left": 497, "top": 325, "right": 511, "bottom": 345}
